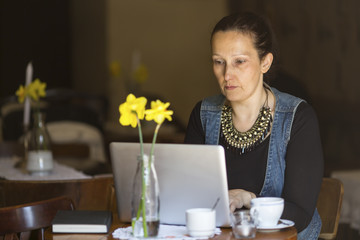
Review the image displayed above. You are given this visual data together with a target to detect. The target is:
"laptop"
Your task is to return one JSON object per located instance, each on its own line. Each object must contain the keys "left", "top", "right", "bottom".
{"left": 109, "top": 142, "right": 231, "bottom": 227}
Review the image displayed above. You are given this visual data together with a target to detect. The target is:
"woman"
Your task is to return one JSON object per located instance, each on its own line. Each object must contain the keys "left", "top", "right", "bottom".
{"left": 184, "top": 12, "right": 323, "bottom": 240}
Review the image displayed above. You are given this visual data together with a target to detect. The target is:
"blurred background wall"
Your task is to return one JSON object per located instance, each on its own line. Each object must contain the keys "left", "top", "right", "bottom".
{"left": 227, "top": 1, "right": 360, "bottom": 175}
{"left": 1, "top": 0, "right": 360, "bottom": 175}
{"left": 106, "top": 0, "right": 226, "bottom": 123}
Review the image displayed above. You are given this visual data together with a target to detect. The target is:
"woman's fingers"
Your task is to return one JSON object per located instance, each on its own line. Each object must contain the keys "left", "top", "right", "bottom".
{"left": 228, "top": 189, "right": 257, "bottom": 211}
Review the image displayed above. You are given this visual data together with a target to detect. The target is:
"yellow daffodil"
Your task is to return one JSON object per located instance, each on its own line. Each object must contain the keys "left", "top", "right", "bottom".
{"left": 110, "top": 61, "right": 121, "bottom": 78}
{"left": 133, "top": 64, "right": 148, "bottom": 84}
{"left": 15, "top": 85, "right": 27, "bottom": 103}
{"left": 145, "top": 100, "right": 173, "bottom": 125}
{"left": 34, "top": 79, "right": 46, "bottom": 97}
{"left": 119, "top": 94, "right": 147, "bottom": 128}
{"left": 27, "top": 85, "right": 37, "bottom": 101}
{"left": 15, "top": 79, "right": 47, "bottom": 103}
{"left": 118, "top": 93, "right": 174, "bottom": 237}
{"left": 27, "top": 79, "right": 46, "bottom": 101}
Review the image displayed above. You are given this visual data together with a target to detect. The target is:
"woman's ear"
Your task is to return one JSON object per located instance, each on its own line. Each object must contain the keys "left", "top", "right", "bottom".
{"left": 261, "top": 53, "right": 273, "bottom": 74}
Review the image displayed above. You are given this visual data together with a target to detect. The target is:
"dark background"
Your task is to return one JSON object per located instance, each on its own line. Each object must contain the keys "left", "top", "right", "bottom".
{"left": 0, "top": 0, "right": 72, "bottom": 97}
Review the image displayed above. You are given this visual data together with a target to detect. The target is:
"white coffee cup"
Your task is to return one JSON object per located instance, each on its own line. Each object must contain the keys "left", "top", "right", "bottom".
{"left": 250, "top": 197, "right": 284, "bottom": 228}
{"left": 186, "top": 208, "right": 216, "bottom": 237}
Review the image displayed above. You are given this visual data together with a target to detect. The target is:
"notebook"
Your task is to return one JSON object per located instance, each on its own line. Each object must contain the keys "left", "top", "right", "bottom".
{"left": 52, "top": 210, "right": 112, "bottom": 233}
{"left": 109, "top": 142, "right": 231, "bottom": 227}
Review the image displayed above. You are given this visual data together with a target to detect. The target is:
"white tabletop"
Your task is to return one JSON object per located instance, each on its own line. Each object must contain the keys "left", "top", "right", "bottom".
{"left": 331, "top": 170, "right": 360, "bottom": 232}
{"left": 0, "top": 157, "right": 91, "bottom": 181}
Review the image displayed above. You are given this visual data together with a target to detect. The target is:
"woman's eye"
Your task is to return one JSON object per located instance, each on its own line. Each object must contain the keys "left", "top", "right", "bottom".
{"left": 235, "top": 59, "right": 245, "bottom": 64}
{"left": 213, "top": 59, "right": 224, "bottom": 65}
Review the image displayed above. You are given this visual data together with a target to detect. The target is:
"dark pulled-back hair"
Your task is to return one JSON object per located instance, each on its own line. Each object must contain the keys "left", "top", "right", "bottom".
{"left": 211, "top": 12, "right": 276, "bottom": 62}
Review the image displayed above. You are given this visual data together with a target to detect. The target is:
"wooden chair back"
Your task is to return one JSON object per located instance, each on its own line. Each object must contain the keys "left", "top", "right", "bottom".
{"left": 0, "top": 196, "right": 74, "bottom": 240}
{"left": 317, "top": 177, "right": 344, "bottom": 240}
{"left": 0, "top": 175, "right": 117, "bottom": 214}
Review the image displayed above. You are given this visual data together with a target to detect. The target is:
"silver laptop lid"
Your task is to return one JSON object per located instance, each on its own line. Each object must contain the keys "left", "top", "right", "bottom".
{"left": 109, "top": 142, "right": 231, "bottom": 227}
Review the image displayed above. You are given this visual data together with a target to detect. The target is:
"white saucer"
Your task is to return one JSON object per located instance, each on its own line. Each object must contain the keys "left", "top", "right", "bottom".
{"left": 257, "top": 219, "right": 295, "bottom": 232}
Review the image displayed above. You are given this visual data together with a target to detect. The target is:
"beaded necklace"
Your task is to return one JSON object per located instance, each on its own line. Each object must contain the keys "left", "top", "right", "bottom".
{"left": 220, "top": 89, "right": 273, "bottom": 154}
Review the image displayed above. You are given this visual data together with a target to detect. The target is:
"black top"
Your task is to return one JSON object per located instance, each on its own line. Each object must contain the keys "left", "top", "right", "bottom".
{"left": 184, "top": 101, "right": 323, "bottom": 232}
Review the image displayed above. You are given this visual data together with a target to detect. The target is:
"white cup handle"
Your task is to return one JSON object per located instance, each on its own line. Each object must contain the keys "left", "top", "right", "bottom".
{"left": 250, "top": 207, "right": 260, "bottom": 226}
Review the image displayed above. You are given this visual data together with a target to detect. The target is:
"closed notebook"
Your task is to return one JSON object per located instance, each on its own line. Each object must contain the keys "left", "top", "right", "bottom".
{"left": 52, "top": 210, "right": 112, "bottom": 233}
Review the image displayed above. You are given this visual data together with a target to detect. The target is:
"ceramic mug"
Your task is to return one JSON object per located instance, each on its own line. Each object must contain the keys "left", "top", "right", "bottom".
{"left": 250, "top": 197, "right": 284, "bottom": 228}
{"left": 186, "top": 208, "right": 216, "bottom": 237}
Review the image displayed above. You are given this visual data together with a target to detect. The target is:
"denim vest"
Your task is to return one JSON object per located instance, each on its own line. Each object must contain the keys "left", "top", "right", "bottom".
{"left": 200, "top": 88, "right": 321, "bottom": 240}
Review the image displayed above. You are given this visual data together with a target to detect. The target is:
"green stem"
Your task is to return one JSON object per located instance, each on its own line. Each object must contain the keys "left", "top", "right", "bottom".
{"left": 141, "top": 157, "right": 148, "bottom": 237}
{"left": 136, "top": 117, "right": 148, "bottom": 237}
{"left": 137, "top": 118, "right": 144, "bottom": 158}
{"left": 149, "top": 124, "right": 161, "bottom": 166}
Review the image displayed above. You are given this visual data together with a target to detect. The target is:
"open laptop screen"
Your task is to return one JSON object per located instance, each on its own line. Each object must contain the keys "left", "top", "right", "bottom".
{"left": 110, "top": 142, "right": 231, "bottom": 227}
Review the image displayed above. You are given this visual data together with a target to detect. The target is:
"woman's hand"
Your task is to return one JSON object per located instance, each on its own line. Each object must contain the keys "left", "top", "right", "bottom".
{"left": 229, "top": 189, "right": 257, "bottom": 212}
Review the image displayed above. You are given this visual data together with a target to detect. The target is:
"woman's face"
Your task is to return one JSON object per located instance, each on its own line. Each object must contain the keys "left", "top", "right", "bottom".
{"left": 211, "top": 30, "right": 272, "bottom": 104}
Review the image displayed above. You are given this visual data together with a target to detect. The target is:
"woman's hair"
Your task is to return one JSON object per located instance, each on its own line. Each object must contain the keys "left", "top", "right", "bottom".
{"left": 211, "top": 12, "right": 277, "bottom": 62}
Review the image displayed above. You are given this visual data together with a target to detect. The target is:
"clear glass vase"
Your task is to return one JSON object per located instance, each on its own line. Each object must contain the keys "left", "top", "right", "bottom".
{"left": 131, "top": 154, "right": 160, "bottom": 238}
{"left": 26, "top": 111, "right": 54, "bottom": 175}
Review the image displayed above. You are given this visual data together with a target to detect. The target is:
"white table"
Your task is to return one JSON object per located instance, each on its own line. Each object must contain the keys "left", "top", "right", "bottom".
{"left": 331, "top": 170, "right": 360, "bottom": 232}
{"left": 0, "top": 157, "right": 91, "bottom": 180}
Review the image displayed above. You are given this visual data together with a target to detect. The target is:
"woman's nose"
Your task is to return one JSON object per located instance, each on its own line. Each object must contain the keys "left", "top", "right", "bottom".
{"left": 224, "top": 64, "right": 233, "bottom": 81}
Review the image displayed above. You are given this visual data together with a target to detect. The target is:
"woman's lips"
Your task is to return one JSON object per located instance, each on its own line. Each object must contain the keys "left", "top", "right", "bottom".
{"left": 225, "top": 85, "right": 237, "bottom": 90}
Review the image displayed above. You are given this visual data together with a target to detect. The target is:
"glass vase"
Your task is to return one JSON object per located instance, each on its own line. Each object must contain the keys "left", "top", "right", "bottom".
{"left": 26, "top": 111, "right": 54, "bottom": 175}
{"left": 131, "top": 154, "right": 160, "bottom": 238}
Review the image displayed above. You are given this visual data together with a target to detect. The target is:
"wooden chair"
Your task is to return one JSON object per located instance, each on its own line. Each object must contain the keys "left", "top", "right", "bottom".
{"left": 0, "top": 196, "right": 74, "bottom": 240}
{"left": 317, "top": 177, "right": 344, "bottom": 240}
{"left": 0, "top": 174, "right": 117, "bottom": 214}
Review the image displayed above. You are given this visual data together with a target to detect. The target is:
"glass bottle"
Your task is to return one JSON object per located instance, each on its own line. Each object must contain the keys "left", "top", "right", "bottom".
{"left": 26, "top": 111, "right": 54, "bottom": 175}
{"left": 131, "top": 154, "right": 160, "bottom": 237}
